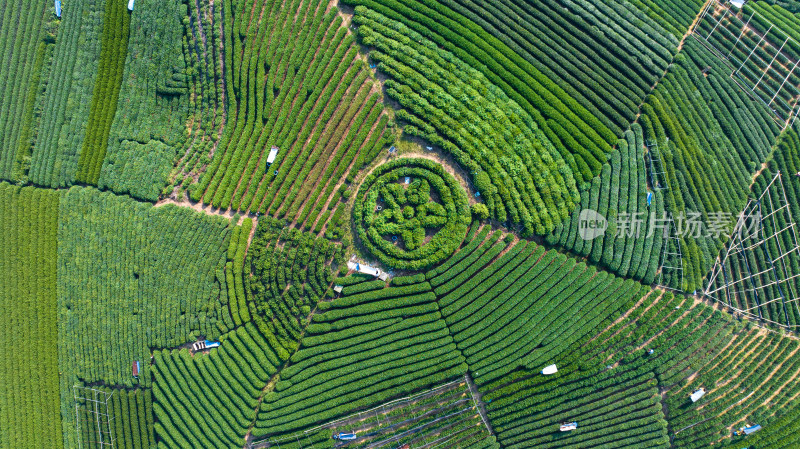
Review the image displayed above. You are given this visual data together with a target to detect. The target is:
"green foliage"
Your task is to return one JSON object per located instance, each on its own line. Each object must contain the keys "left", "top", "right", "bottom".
{"left": 354, "top": 158, "right": 470, "bottom": 269}
{"left": 153, "top": 323, "right": 280, "bottom": 448}
{"left": 246, "top": 216, "right": 338, "bottom": 354}
{"left": 252, "top": 279, "right": 466, "bottom": 437}
{"left": 471, "top": 203, "right": 490, "bottom": 220}
{"left": 706, "top": 128, "right": 800, "bottom": 327}
{"left": 227, "top": 218, "right": 253, "bottom": 327}
{"left": 547, "top": 124, "right": 662, "bottom": 284}
{"left": 0, "top": 1, "right": 57, "bottom": 182}
{"left": 642, "top": 40, "right": 781, "bottom": 290}
{"left": 344, "top": 0, "right": 615, "bottom": 173}
{"left": 78, "top": 388, "right": 154, "bottom": 449}
{"left": 193, "top": 0, "right": 391, "bottom": 232}
{"left": 625, "top": 0, "right": 706, "bottom": 37}
{"left": 484, "top": 289, "right": 800, "bottom": 449}
{"left": 57, "top": 186, "right": 233, "bottom": 389}
{"left": 30, "top": 0, "right": 107, "bottom": 187}
{"left": 0, "top": 184, "right": 63, "bottom": 449}
{"left": 444, "top": 0, "right": 680, "bottom": 135}
{"left": 98, "top": 0, "right": 191, "bottom": 201}
{"left": 353, "top": 7, "right": 580, "bottom": 235}
{"left": 431, "top": 232, "right": 644, "bottom": 384}
{"left": 75, "top": 0, "right": 131, "bottom": 184}
{"left": 170, "top": 0, "right": 226, "bottom": 195}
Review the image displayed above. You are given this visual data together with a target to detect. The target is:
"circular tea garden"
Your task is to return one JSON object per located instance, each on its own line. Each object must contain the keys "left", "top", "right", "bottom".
{"left": 354, "top": 158, "right": 471, "bottom": 270}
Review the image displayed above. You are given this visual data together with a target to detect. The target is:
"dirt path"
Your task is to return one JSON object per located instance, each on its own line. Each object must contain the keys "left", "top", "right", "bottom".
{"left": 465, "top": 373, "right": 493, "bottom": 435}
{"left": 749, "top": 160, "right": 771, "bottom": 189}
{"left": 154, "top": 197, "right": 257, "bottom": 227}
{"left": 679, "top": 0, "right": 712, "bottom": 52}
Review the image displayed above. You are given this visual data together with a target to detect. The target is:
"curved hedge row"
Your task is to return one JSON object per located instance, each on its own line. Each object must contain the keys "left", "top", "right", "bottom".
{"left": 547, "top": 123, "right": 663, "bottom": 285}
{"left": 192, "top": 0, "right": 391, "bottom": 233}
{"left": 343, "top": 0, "right": 615, "bottom": 170}
{"left": 354, "top": 158, "right": 470, "bottom": 269}
{"left": 153, "top": 323, "right": 280, "bottom": 448}
{"left": 482, "top": 287, "right": 800, "bottom": 448}
{"left": 252, "top": 278, "right": 466, "bottom": 437}
{"left": 445, "top": 0, "right": 678, "bottom": 135}
{"left": 353, "top": 8, "right": 580, "bottom": 235}
{"left": 430, "top": 230, "right": 645, "bottom": 384}
{"left": 246, "top": 216, "right": 338, "bottom": 353}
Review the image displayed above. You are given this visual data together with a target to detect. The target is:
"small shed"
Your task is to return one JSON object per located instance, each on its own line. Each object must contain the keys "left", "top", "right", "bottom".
{"left": 541, "top": 364, "right": 558, "bottom": 375}
{"left": 333, "top": 285, "right": 343, "bottom": 294}
{"left": 55, "top": 0, "right": 62, "bottom": 17}
{"left": 127, "top": 0, "right": 134, "bottom": 11}
{"left": 690, "top": 388, "right": 706, "bottom": 403}
{"left": 132, "top": 361, "right": 140, "bottom": 378}
{"left": 267, "top": 146, "right": 279, "bottom": 165}
{"left": 730, "top": 0, "right": 746, "bottom": 8}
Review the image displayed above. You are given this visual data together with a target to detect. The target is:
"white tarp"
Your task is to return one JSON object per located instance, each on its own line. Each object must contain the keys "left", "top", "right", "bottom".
{"left": 267, "top": 146, "right": 279, "bottom": 164}
{"left": 542, "top": 364, "right": 558, "bottom": 375}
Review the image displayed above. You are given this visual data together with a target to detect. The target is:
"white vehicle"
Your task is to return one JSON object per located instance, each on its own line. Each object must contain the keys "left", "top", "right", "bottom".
{"left": 559, "top": 422, "right": 577, "bottom": 432}
{"left": 192, "top": 340, "right": 220, "bottom": 352}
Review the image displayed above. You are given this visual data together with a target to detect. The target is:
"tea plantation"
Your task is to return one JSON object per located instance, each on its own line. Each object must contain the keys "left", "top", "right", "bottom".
{"left": 3, "top": 0, "right": 800, "bottom": 448}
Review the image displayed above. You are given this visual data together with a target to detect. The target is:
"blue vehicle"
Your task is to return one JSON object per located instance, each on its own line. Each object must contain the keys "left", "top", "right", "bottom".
{"left": 333, "top": 433, "right": 357, "bottom": 441}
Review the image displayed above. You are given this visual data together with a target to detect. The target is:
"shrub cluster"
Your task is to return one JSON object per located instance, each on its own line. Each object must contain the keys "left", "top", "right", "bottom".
{"left": 354, "top": 158, "right": 470, "bottom": 270}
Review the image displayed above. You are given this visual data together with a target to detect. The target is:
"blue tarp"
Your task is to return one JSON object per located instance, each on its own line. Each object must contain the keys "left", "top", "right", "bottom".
{"left": 743, "top": 425, "right": 761, "bottom": 435}
{"left": 204, "top": 340, "right": 220, "bottom": 348}
{"left": 55, "top": 0, "right": 61, "bottom": 17}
